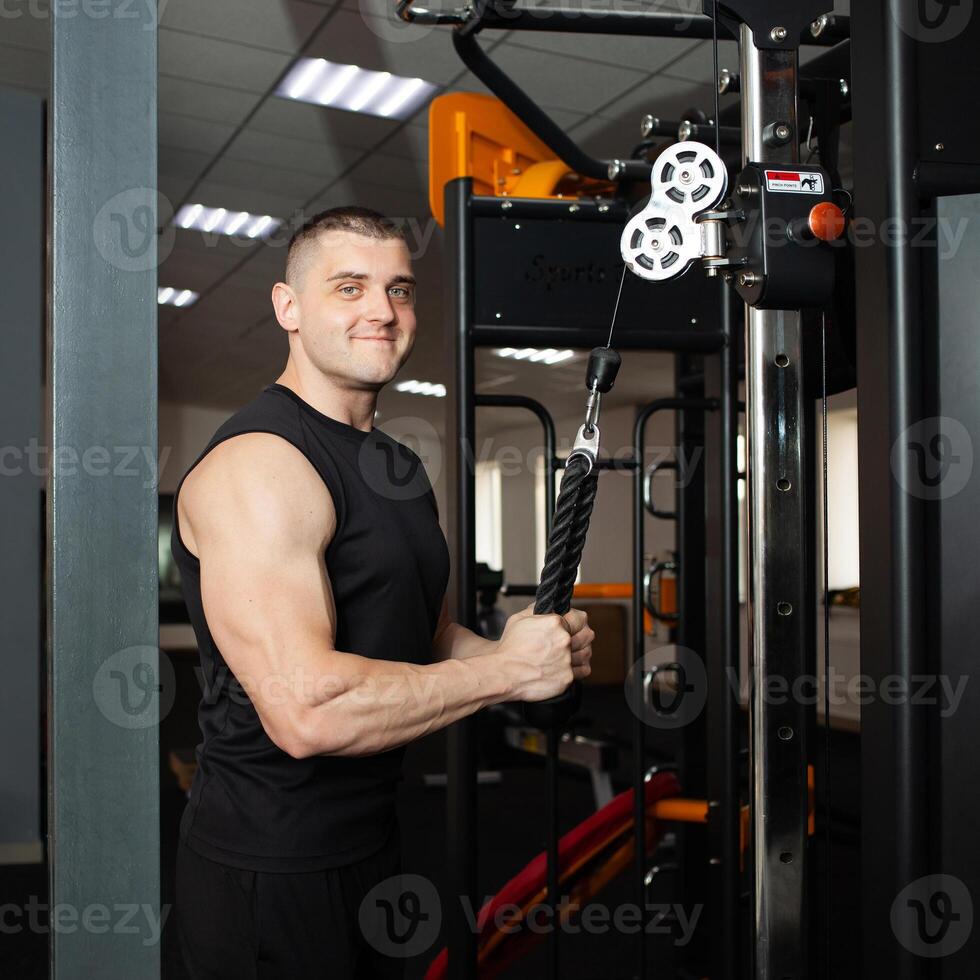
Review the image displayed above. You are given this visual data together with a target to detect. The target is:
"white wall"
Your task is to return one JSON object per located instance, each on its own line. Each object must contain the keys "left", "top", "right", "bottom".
{"left": 822, "top": 405, "right": 861, "bottom": 590}
{"left": 159, "top": 400, "right": 235, "bottom": 494}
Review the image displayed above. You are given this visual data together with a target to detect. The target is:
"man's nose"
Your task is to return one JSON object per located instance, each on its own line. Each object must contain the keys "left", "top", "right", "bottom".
{"left": 364, "top": 288, "right": 396, "bottom": 324}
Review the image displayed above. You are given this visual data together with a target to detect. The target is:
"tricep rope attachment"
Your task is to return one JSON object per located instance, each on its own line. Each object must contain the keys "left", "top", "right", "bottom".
{"left": 524, "top": 345, "right": 621, "bottom": 730}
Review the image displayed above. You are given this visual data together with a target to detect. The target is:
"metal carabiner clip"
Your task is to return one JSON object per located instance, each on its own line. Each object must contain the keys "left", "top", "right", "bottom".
{"left": 567, "top": 384, "right": 601, "bottom": 475}
{"left": 566, "top": 423, "right": 600, "bottom": 475}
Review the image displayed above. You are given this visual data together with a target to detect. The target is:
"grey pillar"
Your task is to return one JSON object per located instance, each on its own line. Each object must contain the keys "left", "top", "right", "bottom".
{"left": 0, "top": 88, "right": 44, "bottom": 867}
{"left": 50, "top": 3, "right": 160, "bottom": 977}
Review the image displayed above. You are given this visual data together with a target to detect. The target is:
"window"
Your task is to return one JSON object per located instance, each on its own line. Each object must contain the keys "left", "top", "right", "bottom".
{"left": 475, "top": 461, "right": 503, "bottom": 571}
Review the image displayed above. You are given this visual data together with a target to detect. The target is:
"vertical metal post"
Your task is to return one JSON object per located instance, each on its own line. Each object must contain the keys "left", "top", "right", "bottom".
{"left": 632, "top": 406, "right": 650, "bottom": 980}
{"left": 849, "top": 4, "right": 928, "bottom": 977}
{"left": 675, "top": 357, "right": 709, "bottom": 973}
{"left": 739, "top": 23, "right": 809, "bottom": 980}
{"left": 704, "top": 284, "right": 742, "bottom": 979}
{"left": 49, "top": 3, "right": 159, "bottom": 978}
{"left": 933, "top": 194, "right": 980, "bottom": 977}
{"left": 445, "top": 176, "right": 478, "bottom": 980}
{"left": 633, "top": 397, "right": 716, "bottom": 979}
{"left": 545, "top": 729, "right": 561, "bottom": 979}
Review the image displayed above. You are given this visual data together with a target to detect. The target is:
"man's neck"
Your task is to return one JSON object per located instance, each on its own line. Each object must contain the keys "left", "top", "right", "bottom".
{"left": 274, "top": 370, "right": 378, "bottom": 433}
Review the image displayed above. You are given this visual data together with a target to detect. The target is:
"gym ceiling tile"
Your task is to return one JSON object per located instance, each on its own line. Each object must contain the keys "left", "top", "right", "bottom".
{"left": 307, "top": 179, "right": 431, "bottom": 224}
{"left": 159, "top": 0, "right": 329, "bottom": 54}
{"left": 159, "top": 76, "right": 262, "bottom": 128}
{"left": 204, "top": 156, "right": 329, "bottom": 202}
{"left": 247, "top": 98, "right": 401, "bottom": 148}
{"left": 160, "top": 111, "right": 240, "bottom": 157}
{"left": 225, "top": 127, "right": 363, "bottom": 180}
{"left": 654, "top": 38, "right": 740, "bottom": 85}
{"left": 481, "top": 44, "right": 647, "bottom": 115}
{"left": 381, "top": 125, "right": 430, "bottom": 162}
{"left": 159, "top": 28, "right": 293, "bottom": 94}
{"left": 159, "top": 245, "right": 246, "bottom": 293}
{"left": 159, "top": 144, "right": 216, "bottom": 182}
{"left": 607, "top": 77, "right": 717, "bottom": 133}
{"left": 184, "top": 283, "right": 274, "bottom": 324}
{"left": 345, "top": 152, "right": 429, "bottom": 192}
{"left": 500, "top": 33, "right": 702, "bottom": 75}
{"left": 305, "top": 9, "right": 466, "bottom": 86}
{"left": 165, "top": 235, "right": 266, "bottom": 274}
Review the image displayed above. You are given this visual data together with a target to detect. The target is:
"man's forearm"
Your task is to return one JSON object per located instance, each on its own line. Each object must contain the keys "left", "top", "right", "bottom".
{"left": 298, "top": 647, "right": 510, "bottom": 758}
{"left": 432, "top": 620, "right": 496, "bottom": 662}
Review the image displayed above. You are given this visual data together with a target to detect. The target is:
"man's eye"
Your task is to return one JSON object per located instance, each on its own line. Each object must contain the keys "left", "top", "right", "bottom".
{"left": 390, "top": 287, "right": 412, "bottom": 299}
{"left": 340, "top": 285, "right": 360, "bottom": 296}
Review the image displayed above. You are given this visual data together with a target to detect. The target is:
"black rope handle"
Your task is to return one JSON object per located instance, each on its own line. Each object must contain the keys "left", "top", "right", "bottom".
{"left": 523, "top": 454, "right": 600, "bottom": 729}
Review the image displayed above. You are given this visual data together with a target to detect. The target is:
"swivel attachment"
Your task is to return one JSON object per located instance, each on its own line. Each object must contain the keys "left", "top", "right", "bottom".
{"left": 570, "top": 347, "right": 622, "bottom": 474}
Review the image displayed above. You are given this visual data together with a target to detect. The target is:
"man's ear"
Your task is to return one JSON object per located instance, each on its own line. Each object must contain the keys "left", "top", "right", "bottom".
{"left": 271, "top": 281, "right": 298, "bottom": 332}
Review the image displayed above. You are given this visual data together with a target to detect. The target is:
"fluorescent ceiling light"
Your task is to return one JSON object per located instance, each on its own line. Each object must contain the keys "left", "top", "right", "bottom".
{"left": 496, "top": 347, "right": 576, "bottom": 366}
{"left": 158, "top": 286, "right": 199, "bottom": 308}
{"left": 395, "top": 379, "right": 447, "bottom": 398}
{"left": 349, "top": 70, "right": 391, "bottom": 112}
{"left": 288, "top": 57, "right": 327, "bottom": 100}
{"left": 173, "top": 204, "right": 282, "bottom": 241}
{"left": 277, "top": 57, "right": 437, "bottom": 120}
{"left": 318, "top": 63, "right": 359, "bottom": 106}
{"left": 379, "top": 77, "right": 425, "bottom": 118}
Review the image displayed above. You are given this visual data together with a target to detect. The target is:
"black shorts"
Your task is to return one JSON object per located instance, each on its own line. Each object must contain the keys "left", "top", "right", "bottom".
{"left": 176, "top": 828, "right": 405, "bottom": 980}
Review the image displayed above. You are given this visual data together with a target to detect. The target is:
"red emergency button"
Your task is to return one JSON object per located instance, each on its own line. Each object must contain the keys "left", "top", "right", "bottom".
{"left": 807, "top": 201, "right": 846, "bottom": 241}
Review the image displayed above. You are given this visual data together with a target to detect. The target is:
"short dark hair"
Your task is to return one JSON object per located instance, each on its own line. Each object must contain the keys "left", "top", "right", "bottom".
{"left": 285, "top": 206, "right": 406, "bottom": 287}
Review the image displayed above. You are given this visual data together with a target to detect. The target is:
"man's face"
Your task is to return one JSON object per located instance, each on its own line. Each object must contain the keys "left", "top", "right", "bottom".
{"left": 283, "top": 230, "right": 417, "bottom": 390}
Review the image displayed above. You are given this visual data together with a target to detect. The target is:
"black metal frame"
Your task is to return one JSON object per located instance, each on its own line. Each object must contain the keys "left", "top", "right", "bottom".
{"left": 443, "top": 177, "right": 741, "bottom": 978}
{"left": 632, "top": 395, "right": 719, "bottom": 979}
{"left": 439, "top": 2, "right": 980, "bottom": 978}
{"left": 850, "top": 2, "right": 980, "bottom": 976}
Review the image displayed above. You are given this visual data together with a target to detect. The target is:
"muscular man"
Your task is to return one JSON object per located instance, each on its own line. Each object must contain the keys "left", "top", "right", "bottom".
{"left": 172, "top": 206, "right": 594, "bottom": 979}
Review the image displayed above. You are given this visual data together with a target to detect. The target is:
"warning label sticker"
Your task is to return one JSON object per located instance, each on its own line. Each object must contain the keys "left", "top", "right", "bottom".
{"left": 764, "top": 170, "right": 824, "bottom": 194}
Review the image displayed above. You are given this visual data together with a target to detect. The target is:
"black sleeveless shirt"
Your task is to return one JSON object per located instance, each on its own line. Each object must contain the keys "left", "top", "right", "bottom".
{"left": 171, "top": 383, "right": 450, "bottom": 871}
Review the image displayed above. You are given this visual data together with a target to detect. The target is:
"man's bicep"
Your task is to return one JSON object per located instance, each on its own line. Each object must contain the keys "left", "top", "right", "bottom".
{"left": 191, "top": 436, "right": 341, "bottom": 748}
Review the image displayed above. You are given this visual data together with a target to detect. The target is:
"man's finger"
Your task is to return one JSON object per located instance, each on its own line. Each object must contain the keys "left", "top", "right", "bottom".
{"left": 563, "top": 607, "right": 588, "bottom": 634}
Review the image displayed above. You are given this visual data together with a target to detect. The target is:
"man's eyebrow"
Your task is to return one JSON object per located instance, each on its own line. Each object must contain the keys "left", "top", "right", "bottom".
{"left": 326, "top": 270, "right": 368, "bottom": 282}
{"left": 325, "top": 271, "right": 416, "bottom": 287}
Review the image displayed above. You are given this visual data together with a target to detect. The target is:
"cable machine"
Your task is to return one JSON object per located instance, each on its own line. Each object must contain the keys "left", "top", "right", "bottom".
{"left": 409, "top": 1, "right": 980, "bottom": 978}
